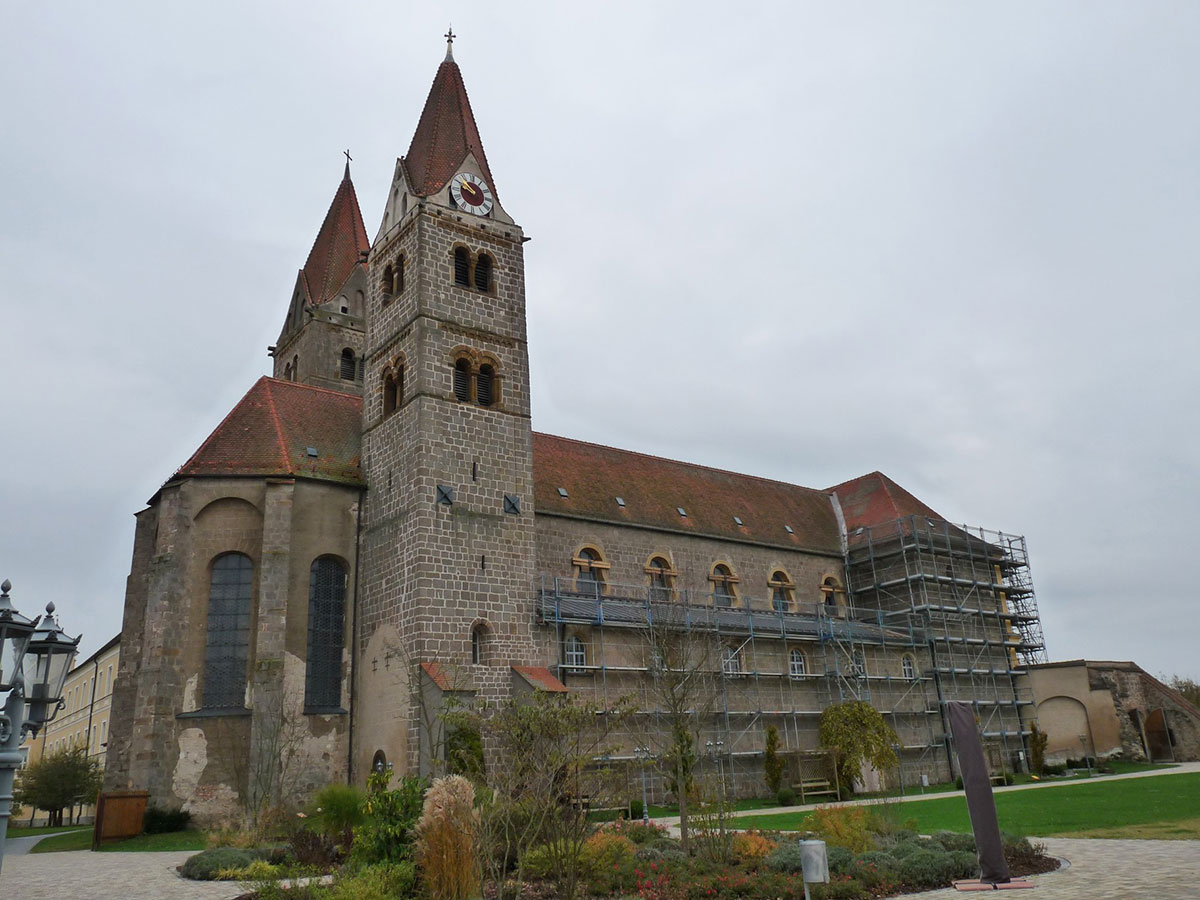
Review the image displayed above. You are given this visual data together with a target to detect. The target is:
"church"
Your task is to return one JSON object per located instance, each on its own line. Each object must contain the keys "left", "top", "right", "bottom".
{"left": 104, "top": 39, "right": 1045, "bottom": 822}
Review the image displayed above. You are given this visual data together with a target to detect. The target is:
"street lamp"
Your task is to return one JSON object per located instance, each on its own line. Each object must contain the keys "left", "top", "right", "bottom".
{"left": 0, "top": 581, "right": 80, "bottom": 875}
{"left": 633, "top": 746, "right": 652, "bottom": 825}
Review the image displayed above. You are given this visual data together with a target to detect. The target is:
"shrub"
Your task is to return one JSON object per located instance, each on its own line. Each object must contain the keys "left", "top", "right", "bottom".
{"left": 629, "top": 799, "right": 645, "bottom": 821}
{"left": 764, "top": 840, "right": 807, "bottom": 873}
{"left": 809, "top": 805, "right": 874, "bottom": 853}
{"left": 931, "top": 831, "right": 976, "bottom": 853}
{"left": 826, "top": 845, "right": 855, "bottom": 874}
{"left": 846, "top": 850, "right": 898, "bottom": 887}
{"left": 894, "top": 848, "right": 974, "bottom": 888}
{"left": 215, "top": 859, "right": 281, "bottom": 881}
{"left": 776, "top": 787, "right": 797, "bottom": 807}
{"left": 885, "top": 838, "right": 929, "bottom": 859}
{"left": 731, "top": 831, "right": 776, "bottom": 864}
{"left": 1029, "top": 724, "right": 1048, "bottom": 776}
{"left": 181, "top": 848, "right": 257, "bottom": 880}
{"left": 353, "top": 771, "right": 425, "bottom": 866}
{"left": 581, "top": 830, "right": 637, "bottom": 877}
{"left": 811, "top": 876, "right": 867, "bottom": 900}
{"left": 290, "top": 826, "right": 342, "bottom": 869}
{"left": 416, "top": 775, "right": 478, "bottom": 900}
{"left": 954, "top": 775, "right": 964, "bottom": 790}
{"left": 1043, "top": 763, "right": 1067, "bottom": 776}
{"left": 608, "top": 818, "right": 668, "bottom": 845}
{"left": 310, "top": 783, "right": 365, "bottom": 844}
{"left": 763, "top": 725, "right": 785, "bottom": 796}
{"left": 330, "top": 861, "right": 417, "bottom": 900}
{"left": 144, "top": 805, "right": 192, "bottom": 834}
{"left": 1002, "top": 833, "right": 1046, "bottom": 869}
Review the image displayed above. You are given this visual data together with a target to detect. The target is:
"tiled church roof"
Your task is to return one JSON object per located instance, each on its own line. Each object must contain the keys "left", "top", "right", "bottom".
{"left": 300, "top": 166, "right": 369, "bottom": 306}
{"left": 175, "top": 377, "right": 363, "bottom": 485}
{"left": 828, "top": 470, "right": 947, "bottom": 533}
{"left": 402, "top": 56, "right": 496, "bottom": 199}
{"left": 533, "top": 433, "right": 842, "bottom": 553}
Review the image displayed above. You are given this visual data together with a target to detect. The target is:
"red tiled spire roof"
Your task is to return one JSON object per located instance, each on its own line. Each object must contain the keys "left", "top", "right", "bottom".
{"left": 175, "top": 377, "right": 363, "bottom": 485}
{"left": 828, "top": 471, "right": 948, "bottom": 534}
{"left": 532, "top": 433, "right": 842, "bottom": 553}
{"left": 300, "top": 167, "right": 369, "bottom": 306}
{"left": 403, "top": 55, "right": 496, "bottom": 199}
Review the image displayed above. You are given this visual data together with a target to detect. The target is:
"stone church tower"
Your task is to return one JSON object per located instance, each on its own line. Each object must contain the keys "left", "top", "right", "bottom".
{"left": 353, "top": 38, "right": 542, "bottom": 776}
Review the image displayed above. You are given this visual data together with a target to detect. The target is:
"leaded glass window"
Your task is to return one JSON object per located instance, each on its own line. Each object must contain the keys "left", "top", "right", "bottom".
{"left": 305, "top": 557, "right": 346, "bottom": 712}
{"left": 203, "top": 553, "right": 253, "bottom": 709}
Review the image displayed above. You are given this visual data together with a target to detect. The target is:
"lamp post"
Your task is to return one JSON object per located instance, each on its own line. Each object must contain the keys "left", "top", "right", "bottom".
{"left": 1078, "top": 733, "right": 1092, "bottom": 777}
{"left": 633, "top": 745, "right": 652, "bottom": 825}
{"left": 0, "top": 580, "right": 80, "bottom": 875}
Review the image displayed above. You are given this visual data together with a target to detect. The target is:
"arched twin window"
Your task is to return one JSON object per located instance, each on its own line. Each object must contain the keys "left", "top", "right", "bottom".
{"left": 451, "top": 354, "right": 500, "bottom": 408}
{"left": 383, "top": 361, "right": 404, "bottom": 418}
{"left": 769, "top": 570, "right": 794, "bottom": 612}
{"left": 789, "top": 648, "right": 808, "bottom": 678}
{"left": 574, "top": 547, "right": 607, "bottom": 596}
{"left": 305, "top": 557, "right": 347, "bottom": 712}
{"left": 647, "top": 556, "right": 675, "bottom": 603}
{"left": 203, "top": 553, "right": 253, "bottom": 710}
{"left": 710, "top": 564, "right": 738, "bottom": 607}
{"left": 382, "top": 255, "right": 404, "bottom": 303}
{"left": 452, "top": 246, "right": 495, "bottom": 292}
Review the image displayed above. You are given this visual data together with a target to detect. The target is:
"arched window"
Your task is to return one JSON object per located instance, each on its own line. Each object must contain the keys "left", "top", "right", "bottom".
{"left": 575, "top": 547, "right": 606, "bottom": 596}
{"left": 647, "top": 556, "right": 674, "bottom": 603}
{"left": 902, "top": 655, "right": 917, "bottom": 681}
{"left": 382, "top": 264, "right": 394, "bottom": 301}
{"left": 453, "top": 247, "right": 471, "bottom": 286}
{"left": 476, "top": 364, "right": 495, "bottom": 407}
{"left": 471, "top": 624, "right": 486, "bottom": 665}
{"left": 822, "top": 576, "right": 841, "bottom": 612}
{"left": 203, "top": 553, "right": 253, "bottom": 710}
{"left": 565, "top": 634, "right": 587, "bottom": 672}
{"left": 383, "top": 365, "right": 403, "bottom": 417}
{"left": 393, "top": 255, "right": 405, "bottom": 295}
{"left": 340, "top": 348, "right": 356, "bottom": 381}
{"left": 453, "top": 358, "right": 471, "bottom": 401}
{"left": 722, "top": 644, "right": 743, "bottom": 676}
{"left": 284, "top": 362, "right": 292, "bottom": 381}
{"left": 473, "top": 253, "right": 492, "bottom": 292}
{"left": 291, "top": 355, "right": 298, "bottom": 381}
{"left": 306, "top": 557, "right": 346, "bottom": 712}
{"left": 769, "top": 571, "right": 794, "bottom": 612}
{"left": 711, "top": 564, "right": 738, "bottom": 607}
{"left": 789, "top": 648, "right": 807, "bottom": 678}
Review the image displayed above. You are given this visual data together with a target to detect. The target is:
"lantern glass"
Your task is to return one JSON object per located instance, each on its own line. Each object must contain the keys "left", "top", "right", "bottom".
{"left": 0, "top": 580, "right": 36, "bottom": 693}
{"left": 20, "top": 604, "right": 80, "bottom": 730}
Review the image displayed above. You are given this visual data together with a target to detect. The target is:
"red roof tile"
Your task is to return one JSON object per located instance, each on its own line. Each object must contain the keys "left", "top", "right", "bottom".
{"left": 175, "top": 377, "right": 363, "bottom": 485}
{"left": 828, "top": 471, "right": 948, "bottom": 535}
{"left": 300, "top": 166, "right": 369, "bottom": 307}
{"left": 403, "top": 58, "right": 496, "bottom": 200}
{"left": 512, "top": 665, "right": 568, "bottom": 693}
{"left": 532, "top": 433, "right": 841, "bottom": 553}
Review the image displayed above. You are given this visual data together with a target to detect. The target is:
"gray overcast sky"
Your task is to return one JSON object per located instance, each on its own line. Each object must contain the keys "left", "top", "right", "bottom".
{"left": 2, "top": 3, "right": 1197, "bottom": 678}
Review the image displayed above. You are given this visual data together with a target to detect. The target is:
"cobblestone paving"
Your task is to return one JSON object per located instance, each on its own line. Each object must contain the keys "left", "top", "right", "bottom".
{"left": 893, "top": 838, "right": 1200, "bottom": 900}
{"left": 0, "top": 850, "right": 247, "bottom": 900}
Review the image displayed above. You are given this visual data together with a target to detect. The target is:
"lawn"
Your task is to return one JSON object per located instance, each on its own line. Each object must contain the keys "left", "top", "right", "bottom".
{"left": 5, "top": 824, "right": 91, "bottom": 837}
{"left": 31, "top": 829, "right": 206, "bottom": 853}
{"left": 735, "top": 772, "right": 1200, "bottom": 839}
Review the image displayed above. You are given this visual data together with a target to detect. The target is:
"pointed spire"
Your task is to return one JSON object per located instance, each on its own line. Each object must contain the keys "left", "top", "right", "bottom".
{"left": 444, "top": 24, "right": 455, "bottom": 62}
{"left": 402, "top": 38, "right": 496, "bottom": 200}
{"left": 300, "top": 163, "right": 369, "bottom": 306}
{"left": 343, "top": 148, "right": 352, "bottom": 181}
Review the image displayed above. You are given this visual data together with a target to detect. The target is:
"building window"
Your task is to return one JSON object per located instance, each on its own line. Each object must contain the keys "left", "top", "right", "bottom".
{"left": 574, "top": 547, "right": 607, "bottom": 596}
{"left": 474, "top": 252, "right": 492, "bottom": 292}
{"left": 710, "top": 564, "right": 738, "bottom": 607}
{"left": 471, "top": 624, "right": 486, "bottom": 665}
{"left": 822, "top": 576, "right": 842, "bottom": 612}
{"left": 565, "top": 634, "right": 587, "bottom": 672}
{"left": 305, "top": 557, "right": 346, "bottom": 712}
{"left": 203, "top": 552, "right": 253, "bottom": 710}
{"left": 647, "top": 556, "right": 675, "bottom": 603}
{"left": 790, "top": 649, "right": 808, "bottom": 677}
{"left": 340, "top": 348, "right": 356, "bottom": 381}
{"left": 722, "top": 644, "right": 743, "bottom": 676}
{"left": 291, "top": 355, "right": 299, "bottom": 381}
{"left": 393, "top": 255, "right": 405, "bottom": 295}
{"left": 453, "top": 247, "right": 471, "bottom": 286}
{"left": 476, "top": 364, "right": 495, "bottom": 407}
{"left": 769, "top": 570, "right": 794, "bottom": 612}
{"left": 902, "top": 655, "right": 917, "bottom": 681}
{"left": 453, "top": 358, "right": 471, "bottom": 401}
{"left": 852, "top": 650, "right": 867, "bottom": 677}
{"left": 381, "top": 264, "right": 394, "bottom": 301}
{"left": 383, "top": 365, "right": 403, "bottom": 417}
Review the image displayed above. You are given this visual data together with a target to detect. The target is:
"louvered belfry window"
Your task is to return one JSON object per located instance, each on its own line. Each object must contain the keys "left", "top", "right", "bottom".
{"left": 203, "top": 553, "right": 253, "bottom": 709}
{"left": 453, "top": 358, "right": 471, "bottom": 401}
{"left": 473, "top": 253, "right": 492, "bottom": 292}
{"left": 340, "top": 349, "right": 356, "bottom": 380}
{"left": 305, "top": 557, "right": 346, "bottom": 712}
{"left": 454, "top": 247, "right": 471, "bottom": 286}
{"left": 476, "top": 364, "right": 495, "bottom": 407}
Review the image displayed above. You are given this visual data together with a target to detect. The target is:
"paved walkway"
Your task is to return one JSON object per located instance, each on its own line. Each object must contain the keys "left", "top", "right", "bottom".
{"left": 0, "top": 850, "right": 247, "bottom": 900}
{"left": 1, "top": 828, "right": 88, "bottom": 856}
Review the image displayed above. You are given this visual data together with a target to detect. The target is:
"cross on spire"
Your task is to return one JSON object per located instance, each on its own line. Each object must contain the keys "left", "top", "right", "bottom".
{"left": 444, "top": 24, "right": 455, "bottom": 61}
{"left": 343, "top": 148, "right": 352, "bottom": 178}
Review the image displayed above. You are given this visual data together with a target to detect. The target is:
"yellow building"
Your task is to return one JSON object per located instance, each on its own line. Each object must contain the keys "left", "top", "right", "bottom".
{"left": 18, "top": 634, "right": 120, "bottom": 824}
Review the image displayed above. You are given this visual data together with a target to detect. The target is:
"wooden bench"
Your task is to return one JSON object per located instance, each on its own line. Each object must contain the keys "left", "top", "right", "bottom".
{"left": 571, "top": 796, "right": 632, "bottom": 820}
{"left": 793, "top": 778, "right": 839, "bottom": 803}
{"left": 989, "top": 773, "right": 1007, "bottom": 786}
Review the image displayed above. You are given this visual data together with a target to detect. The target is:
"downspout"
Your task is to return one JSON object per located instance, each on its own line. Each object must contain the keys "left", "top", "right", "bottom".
{"left": 347, "top": 488, "right": 365, "bottom": 785}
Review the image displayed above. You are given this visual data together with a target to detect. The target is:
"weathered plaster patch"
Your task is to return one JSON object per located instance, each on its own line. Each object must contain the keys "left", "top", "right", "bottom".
{"left": 173, "top": 727, "right": 208, "bottom": 801}
{"left": 182, "top": 674, "right": 198, "bottom": 712}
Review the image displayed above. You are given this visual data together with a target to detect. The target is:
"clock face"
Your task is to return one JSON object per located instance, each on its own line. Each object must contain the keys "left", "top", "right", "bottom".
{"left": 450, "top": 172, "right": 494, "bottom": 216}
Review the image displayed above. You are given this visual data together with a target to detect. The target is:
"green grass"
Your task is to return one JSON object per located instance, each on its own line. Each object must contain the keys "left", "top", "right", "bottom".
{"left": 31, "top": 828, "right": 207, "bottom": 853}
{"left": 735, "top": 772, "right": 1200, "bottom": 838}
{"left": 6, "top": 824, "right": 91, "bottom": 837}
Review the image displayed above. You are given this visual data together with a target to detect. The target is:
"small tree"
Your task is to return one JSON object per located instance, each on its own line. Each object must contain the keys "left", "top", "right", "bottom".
{"left": 1167, "top": 674, "right": 1200, "bottom": 708}
{"left": 14, "top": 746, "right": 103, "bottom": 827}
{"left": 818, "top": 700, "right": 899, "bottom": 793}
{"left": 417, "top": 775, "right": 478, "bottom": 900}
{"left": 1028, "top": 723, "right": 1048, "bottom": 776}
{"left": 763, "top": 724, "right": 784, "bottom": 796}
